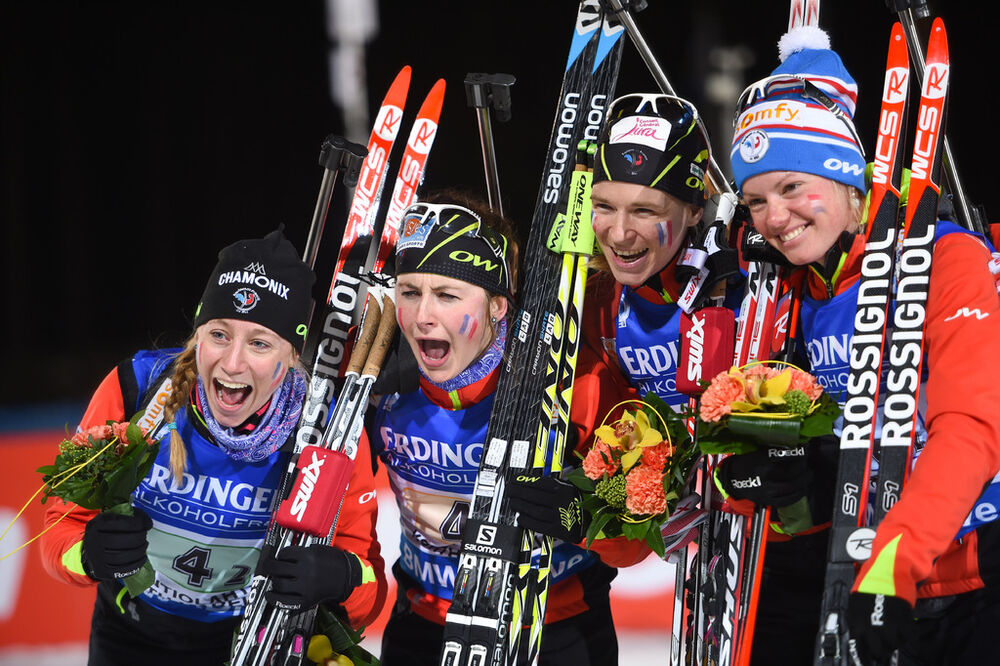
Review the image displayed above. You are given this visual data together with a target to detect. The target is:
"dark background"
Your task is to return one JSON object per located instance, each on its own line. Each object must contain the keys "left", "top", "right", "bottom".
{"left": 1, "top": 1, "right": 993, "bottom": 420}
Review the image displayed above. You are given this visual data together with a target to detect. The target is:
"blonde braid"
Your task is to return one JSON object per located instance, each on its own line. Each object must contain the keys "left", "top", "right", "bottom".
{"left": 163, "top": 338, "right": 199, "bottom": 484}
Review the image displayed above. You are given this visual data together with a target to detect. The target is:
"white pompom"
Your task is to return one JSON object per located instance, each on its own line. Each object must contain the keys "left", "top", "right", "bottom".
{"left": 778, "top": 25, "right": 831, "bottom": 62}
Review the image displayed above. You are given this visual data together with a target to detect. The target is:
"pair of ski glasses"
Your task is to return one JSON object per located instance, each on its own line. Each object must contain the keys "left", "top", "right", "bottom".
{"left": 397, "top": 201, "right": 511, "bottom": 279}
{"left": 734, "top": 74, "right": 866, "bottom": 156}
{"left": 605, "top": 93, "right": 712, "bottom": 161}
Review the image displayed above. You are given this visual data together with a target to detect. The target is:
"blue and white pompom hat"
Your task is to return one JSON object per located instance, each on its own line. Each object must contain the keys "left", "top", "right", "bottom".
{"left": 730, "top": 26, "right": 866, "bottom": 193}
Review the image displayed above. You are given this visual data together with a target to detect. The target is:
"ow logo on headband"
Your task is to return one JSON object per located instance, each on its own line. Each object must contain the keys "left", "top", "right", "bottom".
{"left": 449, "top": 250, "right": 499, "bottom": 273}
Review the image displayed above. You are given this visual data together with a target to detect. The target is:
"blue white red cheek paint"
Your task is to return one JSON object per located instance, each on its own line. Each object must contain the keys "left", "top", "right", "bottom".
{"left": 268, "top": 361, "right": 284, "bottom": 391}
{"left": 459, "top": 314, "right": 479, "bottom": 339}
{"left": 808, "top": 194, "right": 826, "bottom": 214}
{"left": 656, "top": 220, "right": 673, "bottom": 247}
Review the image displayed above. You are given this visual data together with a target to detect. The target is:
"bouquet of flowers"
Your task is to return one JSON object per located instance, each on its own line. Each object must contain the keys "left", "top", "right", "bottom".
{"left": 696, "top": 361, "right": 840, "bottom": 533}
{"left": 37, "top": 412, "right": 160, "bottom": 596}
{"left": 566, "top": 393, "right": 699, "bottom": 558}
{"left": 696, "top": 361, "right": 840, "bottom": 453}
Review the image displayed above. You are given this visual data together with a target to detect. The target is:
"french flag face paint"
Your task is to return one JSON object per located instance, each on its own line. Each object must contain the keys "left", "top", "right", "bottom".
{"left": 808, "top": 194, "right": 826, "bottom": 214}
{"left": 656, "top": 220, "right": 673, "bottom": 247}
{"left": 460, "top": 314, "right": 479, "bottom": 340}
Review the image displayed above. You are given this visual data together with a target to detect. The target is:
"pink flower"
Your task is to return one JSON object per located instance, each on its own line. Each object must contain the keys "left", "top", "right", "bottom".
{"left": 582, "top": 440, "right": 620, "bottom": 480}
{"left": 640, "top": 441, "right": 673, "bottom": 471}
{"left": 789, "top": 369, "right": 823, "bottom": 401}
{"left": 700, "top": 371, "right": 745, "bottom": 422}
{"left": 71, "top": 425, "right": 112, "bottom": 448}
{"left": 625, "top": 465, "right": 668, "bottom": 516}
{"left": 111, "top": 422, "right": 130, "bottom": 448}
{"left": 743, "top": 364, "right": 778, "bottom": 380}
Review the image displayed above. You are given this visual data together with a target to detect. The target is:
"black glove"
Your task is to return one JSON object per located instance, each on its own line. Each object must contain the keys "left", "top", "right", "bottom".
{"left": 846, "top": 592, "right": 915, "bottom": 666}
{"left": 716, "top": 445, "right": 811, "bottom": 508}
{"left": 261, "top": 545, "right": 362, "bottom": 611}
{"left": 507, "top": 474, "right": 588, "bottom": 543}
{"left": 82, "top": 508, "right": 153, "bottom": 582}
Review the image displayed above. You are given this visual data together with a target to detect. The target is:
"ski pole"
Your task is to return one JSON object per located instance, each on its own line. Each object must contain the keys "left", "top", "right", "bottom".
{"left": 886, "top": 0, "right": 987, "bottom": 235}
{"left": 464, "top": 72, "right": 515, "bottom": 215}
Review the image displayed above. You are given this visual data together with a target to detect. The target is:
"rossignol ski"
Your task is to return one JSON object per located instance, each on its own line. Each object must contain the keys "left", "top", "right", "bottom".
{"left": 814, "top": 22, "right": 911, "bottom": 666}
{"left": 230, "top": 68, "right": 449, "bottom": 666}
{"left": 231, "top": 64, "right": 410, "bottom": 666}
{"left": 439, "top": 3, "right": 624, "bottom": 664}
{"left": 264, "top": 75, "right": 447, "bottom": 666}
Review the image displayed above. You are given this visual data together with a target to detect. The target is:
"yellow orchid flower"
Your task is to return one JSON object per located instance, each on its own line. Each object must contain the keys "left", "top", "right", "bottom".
{"left": 728, "top": 366, "right": 793, "bottom": 413}
{"left": 594, "top": 409, "right": 664, "bottom": 473}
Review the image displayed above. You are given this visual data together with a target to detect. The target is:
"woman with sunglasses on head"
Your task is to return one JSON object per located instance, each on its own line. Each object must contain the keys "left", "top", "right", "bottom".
{"left": 40, "top": 229, "right": 386, "bottom": 665}
{"left": 371, "top": 191, "right": 646, "bottom": 665}
{"left": 725, "top": 27, "right": 1000, "bottom": 665}
{"left": 572, "top": 92, "right": 733, "bottom": 409}
{"left": 566, "top": 93, "right": 742, "bottom": 550}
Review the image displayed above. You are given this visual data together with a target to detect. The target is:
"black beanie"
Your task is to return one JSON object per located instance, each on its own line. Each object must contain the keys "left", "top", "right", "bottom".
{"left": 593, "top": 93, "right": 711, "bottom": 207}
{"left": 193, "top": 227, "right": 315, "bottom": 352}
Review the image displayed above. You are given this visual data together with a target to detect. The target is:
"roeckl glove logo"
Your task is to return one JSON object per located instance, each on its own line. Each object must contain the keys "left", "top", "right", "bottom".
{"left": 768, "top": 446, "right": 805, "bottom": 458}
{"left": 870, "top": 594, "right": 886, "bottom": 626}
{"left": 731, "top": 476, "right": 762, "bottom": 489}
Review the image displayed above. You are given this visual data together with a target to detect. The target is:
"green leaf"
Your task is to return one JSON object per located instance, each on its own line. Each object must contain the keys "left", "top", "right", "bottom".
{"left": 565, "top": 466, "right": 595, "bottom": 492}
{"left": 644, "top": 523, "right": 666, "bottom": 559}
{"left": 726, "top": 414, "right": 802, "bottom": 447}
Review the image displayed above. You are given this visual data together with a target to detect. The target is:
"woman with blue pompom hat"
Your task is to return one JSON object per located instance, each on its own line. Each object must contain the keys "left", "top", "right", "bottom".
{"left": 726, "top": 24, "right": 1000, "bottom": 665}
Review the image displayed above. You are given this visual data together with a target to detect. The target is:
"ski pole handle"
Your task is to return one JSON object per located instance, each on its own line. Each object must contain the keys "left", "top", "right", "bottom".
{"left": 362, "top": 290, "right": 398, "bottom": 378}
{"left": 345, "top": 291, "right": 383, "bottom": 376}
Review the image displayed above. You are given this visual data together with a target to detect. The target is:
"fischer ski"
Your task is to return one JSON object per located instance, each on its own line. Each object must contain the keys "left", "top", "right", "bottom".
{"left": 814, "top": 22, "right": 910, "bottom": 666}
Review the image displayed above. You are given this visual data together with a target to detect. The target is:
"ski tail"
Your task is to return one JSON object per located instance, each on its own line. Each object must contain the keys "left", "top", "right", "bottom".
{"left": 296, "top": 64, "right": 411, "bottom": 452}
{"left": 813, "top": 20, "right": 913, "bottom": 666}
{"left": 374, "top": 77, "right": 447, "bottom": 275}
{"left": 788, "top": 0, "right": 821, "bottom": 30}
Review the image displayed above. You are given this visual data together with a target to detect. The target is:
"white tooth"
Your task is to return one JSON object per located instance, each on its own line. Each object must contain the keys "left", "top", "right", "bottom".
{"left": 780, "top": 226, "right": 806, "bottom": 243}
{"left": 217, "top": 379, "right": 249, "bottom": 389}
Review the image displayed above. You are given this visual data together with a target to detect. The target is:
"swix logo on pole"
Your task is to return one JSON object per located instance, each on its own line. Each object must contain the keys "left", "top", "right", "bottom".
{"left": 289, "top": 450, "right": 326, "bottom": 521}
{"left": 276, "top": 446, "right": 352, "bottom": 536}
{"left": 685, "top": 313, "right": 705, "bottom": 383}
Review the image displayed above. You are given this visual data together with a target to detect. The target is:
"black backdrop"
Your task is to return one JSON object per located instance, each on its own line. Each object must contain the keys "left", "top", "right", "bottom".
{"left": 1, "top": 1, "right": 994, "bottom": 411}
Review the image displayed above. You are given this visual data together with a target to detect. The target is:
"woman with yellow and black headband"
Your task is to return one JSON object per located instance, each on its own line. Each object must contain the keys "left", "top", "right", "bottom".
{"left": 370, "top": 191, "right": 645, "bottom": 664}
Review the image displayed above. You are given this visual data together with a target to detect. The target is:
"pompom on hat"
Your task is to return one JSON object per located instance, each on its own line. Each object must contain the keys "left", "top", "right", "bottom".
{"left": 193, "top": 226, "right": 315, "bottom": 352}
{"left": 730, "top": 26, "right": 866, "bottom": 193}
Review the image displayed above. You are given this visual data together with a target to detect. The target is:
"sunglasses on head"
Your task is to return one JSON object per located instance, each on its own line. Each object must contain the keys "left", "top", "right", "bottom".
{"left": 607, "top": 93, "right": 712, "bottom": 160}
{"left": 734, "top": 75, "right": 865, "bottom": 156}
{"left": 398, "top": 202, "right": 511, "bottom": 281}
